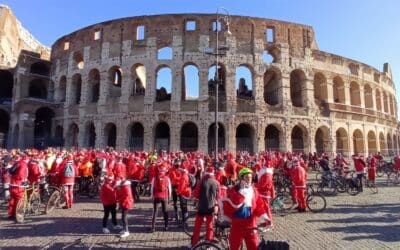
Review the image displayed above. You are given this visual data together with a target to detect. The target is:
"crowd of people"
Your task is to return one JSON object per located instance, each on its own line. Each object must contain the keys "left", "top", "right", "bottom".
{"left": 0, "top": 147, "right": 395, "bottom": 249}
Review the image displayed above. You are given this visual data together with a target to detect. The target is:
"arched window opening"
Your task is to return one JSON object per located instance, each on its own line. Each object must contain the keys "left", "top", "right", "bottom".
{"left": 336, "top": 128, "right": 349, "bottom": 156}
{"left": 71, "top": 74, "right": 82, "bottom": 104}
{"left": 208, "top": 123, "right": 225, "bottom": 154}
{"left": 387, "top": 134, "right": 393, "bottom": 156}
{"left": 85, "top": 122, "right": 96, "bottom": 148}
{"left": 236, "top": 66, "right": 253, "bottom": 99}
{"left": 313, "top": 73, "right": 327, "bottom": 105}
{"left": 290, "top": 70, "right": 306, "bottom": 107}
{"left": 367, "top": 131, "right": 377, "bottom": 155}
{"left": 29, "top": 79, "right": 47, "bottom": 99}
{"left": 88, "top": 69, "right": 100, "bottom": 103}
{"left": 315, "top": 127, "right": 330, "bottom": 155}
{"left": 353, "top": 130, "right": 364, "bottom": 155}
{"left": 383, "top": 92, "right": 389, "bottom": 113}
{"left": 375, "top": 89, "right": 382, "bottom": 111}
{"left": 291, "top": 126, "right": 304, "bottom": 153}
{"left": 208, "top": 64, "right": 226, "bottom": 96}
{"left": 58, "top": 76, "right": 67, "bottom": 102}
{"left": 73, "top": 51, "right": 84, "bottom": 69}
{"left": 0, "top": 109, "right": 10, "bottom": 148}
{"left": 156, "top": 67, "right": 172, "bottom": 102}
{"left": 333, "top": 76, "right": 345, "bottom": 104}
{"left": 108, "top": 66, "right": 122, "bottom": 98}
{"left": 364, "top": 84, "right": 373, "bottom": 109}
{"left": 105, "top": 123, "right": 117, "bottom": 148}
{"left": 131, "top": 64, "right": 146, "bottom": 96}
{"left": 182, "top": 65, "right": 199, "bottom": 100}
{"left": 264, "top": 70, "right": 279, "bottom": 105}
{"left": 379, "top": 133, "right": 386, "bottom": 156}
{"left": 157, "top": 47, "right": 173, "bottom": 60}
{"left": 350, "top": 82, "right": 361, "bottom": 106}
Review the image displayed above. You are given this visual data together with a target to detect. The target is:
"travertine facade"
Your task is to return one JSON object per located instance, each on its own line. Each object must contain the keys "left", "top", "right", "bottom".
{"left": 1, "top": 12, "right": 399, "bottom": 156}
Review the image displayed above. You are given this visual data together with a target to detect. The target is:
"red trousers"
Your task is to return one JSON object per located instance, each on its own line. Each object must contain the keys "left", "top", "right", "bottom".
{"left": 229, "top": 220, "right": 259, "bottom": 250}
{"left": 8, "top": 187, "right": 24, "bottom": 217}
{"left": 292, "top": 187, "right": 306, "bottom": 209}
{"left": 63, "top": 184, "right": 74, "bottom": 208}
{"left": 368, "top": 168, "right": 376, "bottom": 181}
{"left": 191, "top": 214, "right": 214, "bottom": 246}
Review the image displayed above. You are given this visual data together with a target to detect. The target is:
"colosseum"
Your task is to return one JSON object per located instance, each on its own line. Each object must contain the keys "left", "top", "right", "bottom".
{"left": 0, "top": 6, "right": 399, "bottom": 157}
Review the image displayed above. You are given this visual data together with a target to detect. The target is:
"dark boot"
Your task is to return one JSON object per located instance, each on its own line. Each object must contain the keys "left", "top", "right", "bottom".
{"left": 164, "top": 212, "right": 169, "bottom": 231}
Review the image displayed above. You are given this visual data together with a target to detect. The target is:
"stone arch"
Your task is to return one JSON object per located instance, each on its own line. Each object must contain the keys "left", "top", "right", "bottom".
{"left": 73, "top": 51, "right": 84, "bottom": 69}
{"left": 12, "top": 124, "right": 19, "bottom": 148}
{"left": 315, "top": 126, "right": 330, "bottom": 155}
{"left": 54, "top": 125, "right": 64, "bottom": 147}
{"left": 84, "top": 121, "right": 96, "bottom": 148}
{"left": 129, "top": 122, "right": 144, "bottom": 151}
{"left": 156, "top": 66, "right": 172, "bottom": 102}
{"left": 236, "top": 123, "right": 255, "bottom": 153}
{"left": 265, "top": 124, "right": 281, "bottom": 151}
{"left": 383, "top": 92, "right": 388, "bottom": 113}
{"left": 154, "top": 122, "right": 170, "bottom": 151}
{"left": 0, "top": 70, "right": 13, "bottom": 99}
{"left": 58, "top": 76, "right": 67, "bottom": 102}
{"left": 67, "top": 123, "right": 79, "bottom": 148}
{"left": 71, "top": 74, "right": 82, "bottom": 104}
{"left": 336, "top": 128, "right": 349, "bottom": 156}
{"left": 182, "top": 63, "right": 199, "bottom": 100}
{"left": 104, "top": 123, "right": 117, "bottom": 148}
{"left": 353, "top": 129, "right": 364, "bottom": 155}
{"left": 290, "top": 69, "right": 306, "bottom": 107}
{"left": 291, "top": 124, "right": 307, "bottom": 152}
{"left": 34, "top": 107, "right": 55, "bottom": 149}
{"left": 208, "top": 63, "right": 226, "bottom": 97}
{"left": 0, "top": 109, "right": 10, "bottom": 148}
{"left": 264, "top": 68, "right": 281, "bottom": 105}
{"left": 379, "top": 132, "right": 386, "bottom": 156}
{"left": 180, "top": 122, "right": 198, "bottom": 152}
{"left": 108, "top": 66, "right": 123, "bottom": 97}
{"left": 88, "top": 69, "right": 100, "bottom": 103}
{"left": 350, "top": 81, "right": 361, "bottom": 106}
{"left": 375, "top": 89, "right": 382, "bottom": 111}
{"left": 29, "top": 79, "right": 47, "bottom": 99}
{"left": 30, "top": 62, "right": 50, "bottom": 76}
{"left": 367, "top": 130, "right": 377, "bottom": 154}
{"left": 333, "top": 76, "right": 345, "bottom": 103}
{"left": 208, "top": 122, "right": 225, "bottom": 154}
{"left": 313, "top": 72, "right": 328, "bottom": 105}
{"left": 263, "top": 45, "right": 280, "bottom": 64}
{"left": 364, "top": 84, "right": 373, "bottom": 109}
{"left": 387, "top": 133, "right": 393, "bottom": 156}
{"left": 131, "top": 64, "right": 146, "bottom": 96}
{"left": 236, "top": 64, "right": 253, "bottom": 99}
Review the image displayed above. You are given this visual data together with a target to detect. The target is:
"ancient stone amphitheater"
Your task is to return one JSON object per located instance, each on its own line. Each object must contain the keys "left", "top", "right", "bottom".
{"left": 1, "top": 9, "right": 399, "bottom": 156}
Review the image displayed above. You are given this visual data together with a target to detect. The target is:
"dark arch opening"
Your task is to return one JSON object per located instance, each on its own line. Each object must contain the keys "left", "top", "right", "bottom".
{"left": 208, "top": 122, "right": 225, "bottom": 154}
{"left": 154, "top": 122, "right": 170, "bottom": 152}
{"left": 265, "top": 125, "right": 280, "bottom": 151}
{"left": 0, "top": 70, "right": 13, "bottom": 100}
{"left": 30, "top": 62, "right": 50, "bottom": 76}
{"left": 0, "top": 109, "right": 10, "bottom": 147}
{"left": 105, "top": 123, "right": 117, "bottom": 148}
{"left": 34, "top": 107, "right": 55, "bottom": 149}
{"left": 291, "top": 126, "right": 304, "bottom": 152}
{"left": 180, "top": 122, "right": 198, "bottom": 152}
{"left": 236, "top": 123, "right": 254, "bottom": 153}
{"left": 130, "top": 123, "right": 144, "bottom": 151}
{"left": 29, "top": 79, "right": 47, "bottom": 99}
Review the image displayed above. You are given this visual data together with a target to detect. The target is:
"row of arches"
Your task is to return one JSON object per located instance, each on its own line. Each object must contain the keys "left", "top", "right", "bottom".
{"left": 56, "top": 64, "right": 397, "bottom": 116}
{"left": 60, "top": 120, "right": 399, "bottom": 156}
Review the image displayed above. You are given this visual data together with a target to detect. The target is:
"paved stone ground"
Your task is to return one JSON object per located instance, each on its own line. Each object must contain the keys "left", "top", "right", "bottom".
{"left": 0, "top": 175, "right": 399, "bottom": 250}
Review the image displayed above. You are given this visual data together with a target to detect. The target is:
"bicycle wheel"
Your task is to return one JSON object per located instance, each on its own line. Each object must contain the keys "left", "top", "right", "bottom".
{"left": 320, "top": 178, "right": 337, "bottom": 196}
{"left": 45, "top": 190, "right": 60, "bottom": 214}
{"left": 346, "top": 179, "right": 360, "bottom": 196}
{"left": 15, "top": 199, "right": 26, "bottom": 223}
{"left": 271, "top": 192, "right": 293, "bottom": 214}
{"left": 335, "top": 177, "right": 347, "bottom": 193}
{"left": 388, "top": 172, "right": 400, "bottom": 185}
{"left": 29, "top": 192, "right": 41, "bottom": 214}
{"left": 367, "top": 183, "right": 378, "bottom": 194}
{"left": 306, "top": 193, "right": 327, "bottom": 213}
{"left": 192, "top": 241, "right": 223, "bottom": 250}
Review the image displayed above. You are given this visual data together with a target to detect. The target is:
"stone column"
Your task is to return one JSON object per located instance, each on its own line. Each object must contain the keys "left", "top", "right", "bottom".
{"left": 198, "top": 119, "right": 208, "bottom": 153}
{"left": 78, "top": 122, "right": 85, "bottom": 148}
{"left": 95, "top": 120, "right": 104, "bottom": 149}
{"left": 119, "top": 65, "right": 131, "bottom": 113}
{"left": 344, "top": 82, "right": 351, "bottom": 106}
{"left": 171, "top": 64, "right": 182, "bottom": 112}
{"left": 326, "top": 79, "right": 334, "bottom": 103}
{"left": 198, "top": 69, "right": 209, "bottom": 113}
{"left": 225, "top": 66, "right": 236, "bottom": 114}
{"left": 143, "top": 118, "right": 153, "bottom": 151}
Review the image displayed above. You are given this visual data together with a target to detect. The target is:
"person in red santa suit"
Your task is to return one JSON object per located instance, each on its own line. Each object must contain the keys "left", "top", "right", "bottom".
{"left": 28, "top": 156, "right": 41, "bottom": 185}
{"left": 169, "top": 159, "right": 181, "bottom": 221}
{"left": 113, "top": 155, "right": 127, "bottom": 182}
{"left": 366, "top": 155, "right": 377, "bottom": 184}
{"left": 220, "top": 168, "right": 270, "bottom": 250}
{"left": 60, "top": 154, "right": 76, "bottom": 209}
{"left": 255, "top": 161, "right": 275, "bottom": 226}
{"left": 353, "top": 154, "right": 366, "bottom": 192}
{"left": 8, "top": 154, "right": 29, "bottom": 219}
{"left": 176, "top": 164, "right": 192, "bottom": 223}
{"left": 115, "top": 179, "right": 134, "bottom": 238}
{"left": 289, "top": 158, "right": 307, "bottom": 212}
{"left": 190, "top": 166, "right": 220, "bottom": 248}
{"left": 100, "top": 173, "right": 121, "bottom": 234}
{"left": 149, "top": 166, "right": 171, "bottom": 232}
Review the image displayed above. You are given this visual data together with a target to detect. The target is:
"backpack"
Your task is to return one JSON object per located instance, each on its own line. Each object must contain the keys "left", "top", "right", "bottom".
{"left": 188, "top": 174, "right": 196, "bottom": 189}
{"left": 63, "top": 162, "right": 74, "bottom": 178}
{"left": 8, "top": 163, "right": 18, "bottom": 175}
{"left": 154, "top": 175, "right": 167, "bottom": 193}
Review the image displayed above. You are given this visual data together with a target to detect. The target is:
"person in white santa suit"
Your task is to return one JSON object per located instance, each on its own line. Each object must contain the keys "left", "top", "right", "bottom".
{"left": 220, "top": 167, "right": 270, "bottom": 250}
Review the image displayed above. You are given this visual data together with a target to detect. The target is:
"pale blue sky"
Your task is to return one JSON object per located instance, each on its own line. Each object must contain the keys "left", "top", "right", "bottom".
{"left": 3, "top": 0, "right": 399, "bottom": 103}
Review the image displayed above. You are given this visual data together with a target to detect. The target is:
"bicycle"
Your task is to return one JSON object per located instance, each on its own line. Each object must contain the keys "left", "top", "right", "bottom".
{"left": 386, "top": 170, "right": 400, "bottom": 186}
{"left": 45, "top": 186, "right": 66, "bottom": 214}
{"left": 306, "top": 184, "right": 327, "bottom": 213}
{"left": 270, "top": 191, "right": 294, "bottom": 215}
{"left": 15, "top": 183, "right": 42, "bottom": 223}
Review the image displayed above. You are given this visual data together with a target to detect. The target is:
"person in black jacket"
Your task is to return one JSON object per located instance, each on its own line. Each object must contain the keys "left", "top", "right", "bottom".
{"left": 189, "top": 166, "right": 220, "bottom": 248}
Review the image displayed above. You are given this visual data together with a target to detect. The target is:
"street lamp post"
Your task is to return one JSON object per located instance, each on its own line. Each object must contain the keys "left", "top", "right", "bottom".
{"left": 212, "top": 7, "right": 231, "bottom": 161}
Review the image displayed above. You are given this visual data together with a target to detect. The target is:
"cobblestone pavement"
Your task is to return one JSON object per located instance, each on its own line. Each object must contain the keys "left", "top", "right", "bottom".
{"left": 0, "top": 175, "right": 399, "bottom": 250}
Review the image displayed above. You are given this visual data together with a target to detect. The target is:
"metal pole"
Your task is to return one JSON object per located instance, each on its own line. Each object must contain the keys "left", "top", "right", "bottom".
{"left": 214, "top": 10, "right": 220, "bottom": 162}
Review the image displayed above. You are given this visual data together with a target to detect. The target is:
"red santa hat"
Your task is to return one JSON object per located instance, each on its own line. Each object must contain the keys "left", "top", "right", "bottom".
{"left": 205, "top": 166, "right": 215, "bottom": 175}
